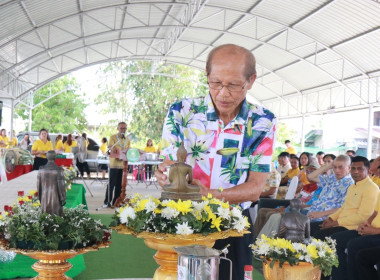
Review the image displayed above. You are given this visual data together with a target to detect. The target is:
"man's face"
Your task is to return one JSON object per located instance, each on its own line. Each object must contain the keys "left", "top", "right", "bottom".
{"left": 323, "top": 156, "right": 334, "bottom": 165}
{"left": 346, "top": 151, "right": 355, "bottom": 157}
{"left": 350, "top": 161, "right": 368, "bottom": 183}
{"left": 118, "top": 124, "right": 127, "bottom": 135}
{"left": 370, "top": 159, "right": 380, "bottom": 174}
{"left": 333, "top": 160, "right": 350, "bottom": 180}
{"left": 290, "top": 158, "right": 299, "bottom": 169}
{"left": 316, "top": 154, "right": 325, "bottom": 165}
{"left": 208, "top": 49, "right": 255, "bottom": 117}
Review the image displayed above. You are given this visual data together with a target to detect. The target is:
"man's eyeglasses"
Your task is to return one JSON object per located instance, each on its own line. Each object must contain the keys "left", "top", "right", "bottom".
{"left": 208, "top": 81, "right": 248, "bottom": 93}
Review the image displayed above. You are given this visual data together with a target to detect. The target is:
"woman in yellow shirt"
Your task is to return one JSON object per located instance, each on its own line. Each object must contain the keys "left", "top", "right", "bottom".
{"left": 31, "top": 128, "right": 53, "bottom": 170}
{"left": 63, "top": 134, "right": 77, "bottom": 153}
{"left": 144, "top": 139, "right": 156, "bottom": 180}
{"left": 55, "top": 134, "right": 64, "bottom": 152}
{"left": 99, "top": 137, "right": 108, "bottom": 179}
{"left": 0, "top": 129, "right": 9, "bottom": 147}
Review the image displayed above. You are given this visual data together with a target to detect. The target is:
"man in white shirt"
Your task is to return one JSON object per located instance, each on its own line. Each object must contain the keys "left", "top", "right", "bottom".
{"left": 277, "top": 152, "right": 291, "bottom": 179}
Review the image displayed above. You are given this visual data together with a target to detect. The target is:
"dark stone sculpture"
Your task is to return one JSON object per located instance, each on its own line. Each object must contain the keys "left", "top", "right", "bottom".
{"left": 277, "top": 199, "right": 310, "bottom": 243}
{"left": 37, "top": 151, "right": 66, "bottom": 216}
{"left": 161, "top": 142, "right": 201, "bottom": 201}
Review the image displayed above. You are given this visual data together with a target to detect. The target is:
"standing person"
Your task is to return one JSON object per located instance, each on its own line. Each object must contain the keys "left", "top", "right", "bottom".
{"left": 99, "top": 137, "right": 108, "bottom": 179}
{"left": 284, "top": 140, "right": 296, "bottom": 155}
{"left": 104, "top": 122, "right": 130, "bottom": 207}
{"left": 63, "top": 134, "right": 77, "bottom": 153}
{"left": 55, "top": 133, "right": 64, "bottom": 152}
{"left": 19, "top": 133, "right": 32, "bottom": 150}
{"left": 144, "top": 139, "right": 156, "bottom": 180}
{"left": 0, "top": 129, "right": 9, "bottom": 147}
{"left": 8, "top": 130, "right": 18, "bottom": 147}
{"left": 31, "top": 128, "right": 53, "bottom": 170}
{"left": 156, "top": 44, "right": 276, "bottom": 280}
{"left": 77, "top": 133, "right": 91, "bottom": 179}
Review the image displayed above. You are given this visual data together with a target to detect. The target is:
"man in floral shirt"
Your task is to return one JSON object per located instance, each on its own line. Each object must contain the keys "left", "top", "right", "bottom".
{"left": 156, "top": 44, "right": 277, "bottom": 280}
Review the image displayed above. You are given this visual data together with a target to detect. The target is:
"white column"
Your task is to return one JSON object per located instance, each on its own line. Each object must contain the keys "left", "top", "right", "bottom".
{"left": 301, "top": 115, "right": 305, "bottom": 153}
{"left": 28, "top": 92, "right": 33, "bottom": 131}
{"left": 10, "top": 99, "right": 14, "bottom": 138}
{"left": 367, "top": 104, "right": 373, "bottom": 159}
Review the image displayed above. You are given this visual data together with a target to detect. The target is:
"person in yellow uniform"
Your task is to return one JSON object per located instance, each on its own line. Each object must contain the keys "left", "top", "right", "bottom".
{"left": 31, "top": 128, "right": 54, "bottom": 170}
{"left": 55, "top": 134, "right": 64, "bottom": 152}
{"left": 0, "top": 129, "right": 9, "bottom": 147}
{"left": 99, "top": 137, "right": 108, "bottom": 179}
{"left": 284, "top": 139, "right": 297, "bottom": 155}
{"left": 144, "top": 139, "right": 156, "bottom": 180}
{"left": 8, "top": 130, "right": 18, "bottom": 147}
{"left": 104, "top": 122, "right": 130, "bottom": 207}
{"left": 63, "top": 134, "right": 77, "bottom": 153}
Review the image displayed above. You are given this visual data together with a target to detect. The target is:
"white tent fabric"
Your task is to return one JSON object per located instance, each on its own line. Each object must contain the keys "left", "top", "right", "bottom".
{"left": 0, "top": 0, "right": 379, "bottom": 119}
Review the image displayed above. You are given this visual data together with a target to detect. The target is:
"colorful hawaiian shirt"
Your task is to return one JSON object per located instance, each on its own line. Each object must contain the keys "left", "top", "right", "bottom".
{"left": 161, "top": 94, "right": 277, "bottom": 192}
{"left": 308, "top": 173, "right": 354, "bottom": 221}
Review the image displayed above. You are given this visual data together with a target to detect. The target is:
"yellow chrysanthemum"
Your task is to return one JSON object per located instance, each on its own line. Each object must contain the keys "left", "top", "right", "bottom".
{"left": 130, "top": 193, "right": 142, "bottom": 204}
{"left": 307, "top": 244, "right": 318, "bottom": 259}
{"left": 23, "top": 196, "right": 31, "bottom": 202}
{"left": 0, "top": 214, "right": 3, "bottom": 220}
{"left": 175, "top": 199, "right": 193, "bottom": 215}
{"left": 135, "top": 199, "right": 149, "bottom": 212}
{"left": 32, "top": 202, "right": 40, "bottom": 207}
{"left": 211, "top": 216, "right": 222, "bottom": 231}
{"left": 29, "top": 190, "right": 37, "bottom": 196}
{"left": 221, "top": 201, "right": 229, "bottom": 209}
{"left": 154, "top": 208, "right": 162, "bottom": 214}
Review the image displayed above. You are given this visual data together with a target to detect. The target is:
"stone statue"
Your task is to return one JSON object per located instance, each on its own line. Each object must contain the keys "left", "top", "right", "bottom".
{"left": 276, "top": 199, "right": 310, "bottom": 243}
{"left": 161, "top": 142, "right": 201, "bottom": 201}
{"left": 37, "top": 150, "right": 66, "bottom": 216}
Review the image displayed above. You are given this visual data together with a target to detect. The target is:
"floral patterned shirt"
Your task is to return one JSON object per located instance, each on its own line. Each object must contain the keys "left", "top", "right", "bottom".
{"left": 161, "top": 94, "right": 277, "bottom": 198}
{"left": 308, "top": 173, "right": 354, "bottom": 221}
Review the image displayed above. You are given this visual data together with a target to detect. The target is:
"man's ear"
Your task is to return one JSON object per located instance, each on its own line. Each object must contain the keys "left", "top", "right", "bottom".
{"left": 246, "top": 74, "right": 257, "bottom": 90}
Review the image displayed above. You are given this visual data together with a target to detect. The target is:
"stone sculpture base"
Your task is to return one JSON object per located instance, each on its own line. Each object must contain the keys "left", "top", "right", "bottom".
{"left": 161, "top": 191, "right": 202, "bottom": 201}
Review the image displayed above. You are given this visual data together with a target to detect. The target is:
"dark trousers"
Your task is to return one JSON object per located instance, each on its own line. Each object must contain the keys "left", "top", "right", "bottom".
{"left": 313, "top": 226, "right": 348, "bottom": 280}
{"left": 33, "top": 157, "right": 47, "bottom": 170}
{"left": 214, "top": 209, "right": 253, "bottom": 280}
{"left": 104, "top": 168, "right": 122, "bottom": 206}
{"left": 145, "top": 164, "right": 153, "bottom": 179}
{"left": 310, "top": 221, "right": 323, "bottom": 236}
{"left": 348, "top": 235, "right": 380, "bottom": 280}
{"left": 76, "top": 159, "right": 90, "bottom": 176}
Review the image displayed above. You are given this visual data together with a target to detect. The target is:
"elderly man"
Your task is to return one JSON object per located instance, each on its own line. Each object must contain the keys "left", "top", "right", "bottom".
{"left": 156, "top": 44, "right": 276, "bottom": 280}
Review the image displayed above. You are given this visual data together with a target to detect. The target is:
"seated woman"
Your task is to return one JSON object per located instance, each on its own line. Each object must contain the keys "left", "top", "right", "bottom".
{"left": 31, "top": 128, "right": 53, "bottom": 170}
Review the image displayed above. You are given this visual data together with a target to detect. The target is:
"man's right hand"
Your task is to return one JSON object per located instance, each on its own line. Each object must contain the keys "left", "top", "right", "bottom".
{"left": 155, "top": 159, "right": 175, "bottom": 188}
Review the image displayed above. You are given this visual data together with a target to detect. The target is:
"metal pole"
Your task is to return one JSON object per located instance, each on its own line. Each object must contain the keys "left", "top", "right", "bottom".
{"left": 301, "top": 115, "right": 305, "bottom": 153}
{"left": 28, "top": 92, "right": 33, "bottom": 131}
{"left": 10, "top": 99, "right": 14, "bottom": 140}
{"left": 367, "top": 104, "right": 373, "bottom": 159}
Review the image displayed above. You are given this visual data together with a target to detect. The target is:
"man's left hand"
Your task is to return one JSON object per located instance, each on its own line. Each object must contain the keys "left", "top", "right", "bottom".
{"left": 320, "top": 218, "right": 338, "bottom": 229}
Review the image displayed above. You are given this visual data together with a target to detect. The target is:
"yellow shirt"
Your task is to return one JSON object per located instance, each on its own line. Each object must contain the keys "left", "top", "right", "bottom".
{"left": 371, "top": 193, "right": 380, "bottom": 228}
{"left": 9, "top": 137, "right": 18, "bottom": 147}
{"left": 0, "top": 135, "right": 9, "bottom": 147}
{"left": 285, "top": 146, "right": 296, "bottom": 155}
{"left": 31, "top": 139, "right": 53, "bottom": 159}
{"left": 100, "top": 143, "right": 107, "bottom": 154}
{"left": 144, "top": 146, "right": 156, "bottom": 153}
{"left": 55, "top": 140, "right": 64, "bottom": 150}
{"left": 63, "top": 140, "right": 77, "bottom": 153}
{"left": 371, "top": 175, "right": 380, "bottom": 186}
{"left": 284, "top": 168, "right": 300, "bottom": 179}
{"left": 109, "top": 134, "right": 130, "bottom": 169}
{"left": 329, "top": 176, "right": 379, "bottom": 230}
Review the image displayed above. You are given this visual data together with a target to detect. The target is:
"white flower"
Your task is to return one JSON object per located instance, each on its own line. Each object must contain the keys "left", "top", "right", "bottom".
{"left": 120, "top": 207, "right": 136, "bottom": 224}
{"left": 192, "top": 201, "right": 208, "bottom": 212}
{"left": 217, "top": 206, "right": 230, "bottom": 220}
{"left": 231, "top": 207, "right": 243, "bottom": 219}
{"left": 145, "top": 199, "right": 157, "bottom": 213}
{"left": 175, "top": 222, "right": 194, "bottom": 235}
{"left": 232, "top": 216, "right": 248, "bottom": 232}
{"left": 161, "top": 207, "right": 180, "bottom": 219}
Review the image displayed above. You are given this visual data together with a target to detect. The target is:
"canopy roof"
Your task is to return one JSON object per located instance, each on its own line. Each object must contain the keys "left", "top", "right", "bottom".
{"left": 0, "top": 0, "right": 379, "bottom": 118}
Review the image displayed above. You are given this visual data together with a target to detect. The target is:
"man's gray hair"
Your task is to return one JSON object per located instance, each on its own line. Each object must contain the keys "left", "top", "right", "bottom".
{"left": 335, "top": 154, "right": 351, "bottom": 165}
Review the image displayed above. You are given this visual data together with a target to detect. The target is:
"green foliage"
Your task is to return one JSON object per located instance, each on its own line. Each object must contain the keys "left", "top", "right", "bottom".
{"left": 15, "top": 76, "right": 88, "bottom": 133}
{"left": 95, "top": 61, "right": 208, "bottom": 143}
{"left": 274, "top": 122, "right": 296, "bottom": 159}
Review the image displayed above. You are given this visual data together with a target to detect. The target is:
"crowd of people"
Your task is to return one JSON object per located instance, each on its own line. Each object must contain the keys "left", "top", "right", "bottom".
{"left": 252, "top": 141, "right": 380, "bottom": 280}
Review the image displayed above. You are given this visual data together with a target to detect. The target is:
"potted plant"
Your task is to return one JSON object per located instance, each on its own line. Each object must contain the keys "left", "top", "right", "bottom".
{"left": 251, "top": 235, "right": 338, "bottom": 280}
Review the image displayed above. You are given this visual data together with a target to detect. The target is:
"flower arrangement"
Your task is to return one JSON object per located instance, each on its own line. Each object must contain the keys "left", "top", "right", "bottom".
{"left": 251, "top": 235, "right": 338, "bottom": 276}
{"left": 0, "top": 190, "right": 111, "bottom": 250}
{"left": 110, "top": 193, "right": 249, "bottom": 235}
{"left": 62, "top": 166, "right": 76, "bottom": 189}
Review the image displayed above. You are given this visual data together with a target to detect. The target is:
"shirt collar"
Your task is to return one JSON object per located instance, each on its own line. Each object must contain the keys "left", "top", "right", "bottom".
{"left": 205, "top": 93, "right": 249, "bottom": 124}
{"left": 354, "top": 176, "right": 371, "bottom": 186}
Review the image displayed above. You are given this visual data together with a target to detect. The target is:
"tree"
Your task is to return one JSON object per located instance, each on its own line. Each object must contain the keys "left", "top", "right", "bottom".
{"left": 95, "top": 61, "right": 208, "bottom": 143}
{"left": 15, "top": 76, "right": 88, "bottom": 133}
{"left": 273, "top": 122, "right": 296, "bottom": 159}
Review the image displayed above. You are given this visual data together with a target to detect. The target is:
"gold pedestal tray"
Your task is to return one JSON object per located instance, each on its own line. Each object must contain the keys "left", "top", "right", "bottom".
{"left": 0, "top": 239, "right": 110, "bottom": 280}
{"left": 262, "top": 260, "right": 321, "bottom": 280}
{"left": 113, "top": 225, "right": 248, "bottom": 280}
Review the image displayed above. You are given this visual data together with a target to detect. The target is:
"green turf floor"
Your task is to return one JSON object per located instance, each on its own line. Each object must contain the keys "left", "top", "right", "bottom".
{"left": 74, "top": 214, "right": 264, "bottom": 279}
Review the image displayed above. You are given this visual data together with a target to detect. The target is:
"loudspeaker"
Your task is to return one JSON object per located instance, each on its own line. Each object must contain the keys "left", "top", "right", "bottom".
{"left": 0, "top": 101, "right": 3, "bottom": 126}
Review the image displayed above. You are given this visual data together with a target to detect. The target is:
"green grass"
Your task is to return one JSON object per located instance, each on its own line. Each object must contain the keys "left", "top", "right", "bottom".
{"left": 74, "top": 214, "right": 264, "bottom": 279}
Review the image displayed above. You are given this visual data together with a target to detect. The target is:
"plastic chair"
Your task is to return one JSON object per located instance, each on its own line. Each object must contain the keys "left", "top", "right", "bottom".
{"left": 285, "top": 176, "right": 298, "bottom": 200}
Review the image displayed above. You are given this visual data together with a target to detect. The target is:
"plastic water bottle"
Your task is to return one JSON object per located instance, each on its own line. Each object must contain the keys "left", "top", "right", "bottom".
{"left": 244, "top": 265, "right": 253, "bottom": 280}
